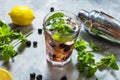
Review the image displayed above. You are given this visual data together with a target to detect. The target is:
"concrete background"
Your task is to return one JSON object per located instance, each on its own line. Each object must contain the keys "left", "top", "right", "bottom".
{"left": 0, "top": 0, "right": 120, "bottom": 80}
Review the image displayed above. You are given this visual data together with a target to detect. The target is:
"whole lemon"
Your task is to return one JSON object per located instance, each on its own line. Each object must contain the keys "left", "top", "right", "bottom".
{"left": 8, "top": 6, "right": 35, "bottom": 26}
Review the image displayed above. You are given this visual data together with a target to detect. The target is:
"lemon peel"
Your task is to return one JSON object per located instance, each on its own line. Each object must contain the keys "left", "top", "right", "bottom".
{"left": 8, "top": 5, "right": 35, "bottom": 26}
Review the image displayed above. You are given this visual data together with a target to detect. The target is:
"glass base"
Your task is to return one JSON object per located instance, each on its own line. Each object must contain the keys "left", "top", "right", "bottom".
{"left": 46, "top": 56, "right": 71, "bottom": 66}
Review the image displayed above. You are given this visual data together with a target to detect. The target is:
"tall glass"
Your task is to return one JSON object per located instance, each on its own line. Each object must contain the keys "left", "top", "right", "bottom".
{"left": 43, "top": 10, "right": 81, "bottom": 66}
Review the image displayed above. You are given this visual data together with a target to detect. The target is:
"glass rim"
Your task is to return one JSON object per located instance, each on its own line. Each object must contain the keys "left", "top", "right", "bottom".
{"left": 43, "top": 10, "right": 81, "bottom": 36}
{"left": 43, "top": 10, "right": 77, "bottom": 21}
{"left": 43, "top": 10, "right": 80, "bottom": 24}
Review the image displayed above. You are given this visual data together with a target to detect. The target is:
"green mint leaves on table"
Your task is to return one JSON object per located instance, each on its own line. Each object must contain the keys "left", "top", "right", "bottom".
{"left": 74, "top": 38, "right": 88, "bottom": 52}
{"left": 0, "top": 20, "right": 27, "bottom": 62}
{"left": 74, "top": 38, "right": 119, "bottom": 78}
{"left": 96, "top": 54, "right": 119, "bottom": 70}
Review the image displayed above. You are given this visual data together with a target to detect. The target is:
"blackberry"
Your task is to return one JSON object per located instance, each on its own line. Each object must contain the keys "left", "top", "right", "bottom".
{"left": 59, "top": 43, "right": 67, "bottom": 48}
{"left": 36, "top": 74, "right": 42, "bottom": 80}
{"left": 33, "top": 41, "right": 38, "bottom": 48}
{"left": 26, "top": 40, "right": 31, "bottom": 47}
{"left": 30, "top": 72, "right": 36, "bottom": 79}
{"left": 50, "top": 7, "right": 54, "bottom": 12}
{"left": 49, "top": 42, "right": 56, "bottom": 47}
{"left": 38, "top": 28, "right": 42, "bottom": 34}
{"left": 63, "top": 46, "right": 70, "bottom": 52}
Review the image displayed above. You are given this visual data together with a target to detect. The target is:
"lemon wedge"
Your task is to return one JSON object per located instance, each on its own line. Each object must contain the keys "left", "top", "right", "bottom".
{"left": 8, "top": 5, "right": 35, "bottom": 26}
{"left": 0, "top": 68, "right": 13, "bottom": 80}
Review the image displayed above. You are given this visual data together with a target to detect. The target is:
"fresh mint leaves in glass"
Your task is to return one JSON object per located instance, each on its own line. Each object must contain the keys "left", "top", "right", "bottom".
{"left": 43, "top": 10, "right": 81, "bottom": 66}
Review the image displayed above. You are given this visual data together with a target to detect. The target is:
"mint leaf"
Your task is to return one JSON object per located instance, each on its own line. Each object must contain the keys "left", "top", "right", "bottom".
{"left": 0, "top": 20, "right": 4, "bottom": 26}
{"left": 84, "top": 53, "right": 95, "bottom": 65}
{"left": 89, "top": 41, "right": 101, "bottom": 52}
{"left": 2, "top": 51, "right": 10, "bottom": 62}
{"left": 85, "top": 66, "right": 97, "bottom": 78}
{"left": 96, "top": 54, "right": 119, "bottom": 70}
{"left": 1, "top": 45, "right": 17, "bottom": 62}
{"left": 110, "top": 54, "right": 119, "bottom": 70}
{"left": 50, "top": 18, "right": 65, "bottom": 30}
{"left": 47, "top": 12, "right": 64, "bottom": 21}
{"left": 64, "top": 25, "right": 73, "bottom": 33}
{"left": 76, "top": 61, "right": 85, "bottom": 72}
{"left": 74, "top": 38, "right": 88, "bottom": 51}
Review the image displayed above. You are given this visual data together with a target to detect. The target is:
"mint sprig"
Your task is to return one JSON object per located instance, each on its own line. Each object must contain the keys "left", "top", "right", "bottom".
{"left": 74, "top": 38, "right": 119, "bottom": 78}
{"left": 0, "top": 20, "right": 27, "bottom": 62}
{"left": 96, "top": 54, "right": 119, "bottom": 70}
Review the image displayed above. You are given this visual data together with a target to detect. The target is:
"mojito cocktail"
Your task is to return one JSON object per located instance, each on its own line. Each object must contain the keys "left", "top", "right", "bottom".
{"left": 43, "top": 10, "right": 81, "bottom": 66}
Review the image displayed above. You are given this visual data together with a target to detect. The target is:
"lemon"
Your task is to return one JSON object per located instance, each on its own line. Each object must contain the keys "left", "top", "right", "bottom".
{"left": 0, "top": 68, "right": 13, "bottom": 80}
{"left": 8, "top": 5, "right": 35, "bottom": 25}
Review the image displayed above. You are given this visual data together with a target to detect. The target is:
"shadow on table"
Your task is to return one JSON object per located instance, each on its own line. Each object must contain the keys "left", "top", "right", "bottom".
{"left": 8, "top": 23, "right": 34, "bottom": 54}
{"left": 45, "top": 60, "right": 79, "bottom": 80}
{"left": 2, "top": 62, "right": 11, "bottom": 70}
{"left": 8, "top": 23, "right": 33, "bottom": 35}
{"left": 45, "top": 59, "right": 98, "bottom": 80}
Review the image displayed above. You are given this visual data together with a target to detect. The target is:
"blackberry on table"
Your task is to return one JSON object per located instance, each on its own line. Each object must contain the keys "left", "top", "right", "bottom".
{"left": 36, "top": 74, "right": 42, "bottom": 80}
{"left": 26, "top": 40, "right": 31, "bottom": 47}
{"left": 50, "top": 7, "right": 54, "bottom": 12}
{"left": 33, "top": 41, "right": 38, "bottom": 48}
{"left": 30, "top": 72, "right": 36, "bottom": 79}
{"left": 38, "top": 28, "right": 42, "bottom": 34}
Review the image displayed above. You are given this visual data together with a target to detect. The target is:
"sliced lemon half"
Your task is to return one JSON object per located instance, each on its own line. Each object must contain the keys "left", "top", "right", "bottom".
{"left": 0, "top": 68, "right": 13, "bottom": 80}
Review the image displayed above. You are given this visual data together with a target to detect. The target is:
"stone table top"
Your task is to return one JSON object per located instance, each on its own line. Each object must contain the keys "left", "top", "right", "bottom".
{"left": 0, "top": 0, "right": 120, "bottom": 80}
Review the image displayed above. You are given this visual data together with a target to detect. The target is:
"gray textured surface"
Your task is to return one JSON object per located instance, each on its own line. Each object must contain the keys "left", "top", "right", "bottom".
{"left": 0, "top": 0, "right": 120, "bottom": 80}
